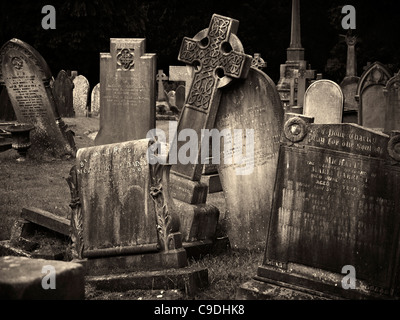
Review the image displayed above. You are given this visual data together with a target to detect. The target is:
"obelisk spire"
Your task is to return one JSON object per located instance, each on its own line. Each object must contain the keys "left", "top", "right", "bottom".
{"left": 287, "top": 0, "right": 304, "bottom": 61}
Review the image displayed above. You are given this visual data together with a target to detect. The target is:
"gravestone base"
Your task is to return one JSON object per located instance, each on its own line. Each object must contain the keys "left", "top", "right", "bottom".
{"left": 74, "top": 248, "right": 188, "bottom": 276}
{"left": 85, "top": 266, "right": 209, "bottom": 297}
{"left": 174, "top": 200, "right": 219, "bottom": 243}
{"left": 0, "top": 256, "right": 84, "bottom": 300}
{"left": 236, "top": 278, "right": 335, "bottom": 300}
{"left": 242, "top": 264, "right": 395, "bottom": 300}
{"left": 170, "top": 174, "right": 208, "bottom": 204}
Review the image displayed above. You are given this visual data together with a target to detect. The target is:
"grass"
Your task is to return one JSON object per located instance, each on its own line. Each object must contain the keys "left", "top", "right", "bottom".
{"left": 0, "top": 116, "right": 264, "bottom": 300}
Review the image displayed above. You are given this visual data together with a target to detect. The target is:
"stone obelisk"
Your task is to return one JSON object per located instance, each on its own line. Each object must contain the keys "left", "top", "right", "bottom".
{"left": 276, "top": 0, "right": 315, "bottom": 112}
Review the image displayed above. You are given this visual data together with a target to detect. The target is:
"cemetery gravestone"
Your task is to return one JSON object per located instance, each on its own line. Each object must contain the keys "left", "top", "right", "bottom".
{"left": 214, "top": 67, "right": 284, "bottom": 250}
{"left": 356, "top": 62, "right": 392, "bottom": 132}
{"left": 53, "top": 70, "right": 75, "bottom": 117}
{"left": 73, "top": 75, "right": 89, "bottom": 116}
{"left": 90, "top": 83, "right": 100, "bottom": 116}
{"left": 67, "top": 138, "right": 187, "bottom": 272}
{"left": 384, "top": 72, "right": 400, "bottom": 133}
{"left": 94, "top": 38, "right": 156, "bottom": 146}
{"left": 175, "top": 85, "right": 186, "bottom": 111}
{"left": 303, "top": 79, "right": 344, "bottom": 124}
{"left": 0, "top": 85, "right": 16, "bottom": 121}
{"left": 240, "top": 114, "right": 400, "bottom": 299}
{"left": 169, "top": 65, "right": 194, "bottom": 101}
{"left": 0, "top": 38, "right": 75, "bottom": 158}
{"left": 156, "top": 70, "right": 168, "bottom": 102}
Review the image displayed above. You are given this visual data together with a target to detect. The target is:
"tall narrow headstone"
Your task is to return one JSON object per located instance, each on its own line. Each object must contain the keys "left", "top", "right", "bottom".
{"left": 214, "top": 67, "right": 284, "bottom": 250}
{"left": 384, "top": 71, "right": 400, "bottom": 133}
{"left": 73, "top": 75, "right": 89, "bottom": 116}
{"left": 90, "top": 83, "right": 100, "bottom": 116}
{"left": 0, "top": 38, "right": 75, "bottom": 158}
{"left": 356, "top": 61, "right": 392, "bottom": 131}
{"left": 276, "top": 0, "right": 315, "bottom": 110}
{"left": 340, "top": 32, "right": 360, "bottom": 124}
{"left": 94, "top": 38, "right": 156, "bottom": 145}
{"left": 303, "top": 79, "right": 344, "bottom": 124}
{"left": 53, "top": 70, "right": 75, "bottom": 117}
{"left": 239, "top": 114, "right": 400, "bottom": 300}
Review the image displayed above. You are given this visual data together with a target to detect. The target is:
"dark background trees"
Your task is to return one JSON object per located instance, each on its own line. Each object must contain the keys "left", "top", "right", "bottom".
{"left": 1, "top": 0, "right": 399, "bottom": 90}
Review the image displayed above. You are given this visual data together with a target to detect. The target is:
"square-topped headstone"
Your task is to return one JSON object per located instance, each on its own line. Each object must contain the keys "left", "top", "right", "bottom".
{"left": 303, "top": 79, "right": 344, "bottom": 124}
{"left": 0, "top": 38, "right": 75, "bottom": 158}
{"left": 94, "top": 38, "right": 156, "bottom": 145}
{"left": 249, "top": 114, "right": 400, "bottom": 299}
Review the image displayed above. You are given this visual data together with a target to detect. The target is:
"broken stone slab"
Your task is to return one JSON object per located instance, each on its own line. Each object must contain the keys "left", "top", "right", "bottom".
{"left": 0, "top": 256, "right": 84, "bottom": 299}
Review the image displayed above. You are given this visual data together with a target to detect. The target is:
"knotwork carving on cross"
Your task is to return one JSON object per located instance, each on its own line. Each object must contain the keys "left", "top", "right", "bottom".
{"left": 178, "top": 14, "right": 252, "bottom": 112}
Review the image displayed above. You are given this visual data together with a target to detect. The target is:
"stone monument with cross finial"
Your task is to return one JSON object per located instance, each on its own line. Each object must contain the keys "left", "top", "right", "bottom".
{"left": 276, "top": 0, "right": 315, "bottom": 111}
{"left": 166, "top": 14, "right": 253, "bottom": 243}
{"left": 251, "top": 53, "right": 267, "bottom": 70}
{"left": 340, "top": 30, "right": 360, "bottom": 123}
{"left": 156, "top": 69, "right": 168, "bottom": 102}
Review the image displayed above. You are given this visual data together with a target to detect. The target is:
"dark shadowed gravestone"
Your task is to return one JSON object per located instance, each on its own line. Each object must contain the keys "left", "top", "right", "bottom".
{"left": 94, "top": 38, "right": 156, "bottom": 145}
{"left": 214, "top": 67, "right": 284, "bottom": 250}
{"left": 90, "top": 83, "right": 100, "bottom": 116}
{"left": 53, "top": 70, "right": 75, "bottom": 117}
{"left": 175, "top": 85, "right": 185, "bottom": 111}
{"left": 67, "top": 138, "right": 187, "bottom": 273}
{"left": 239, "top": 114, "right": 400, "bottom": 300}
{"left": 384, "top": 72, "right": 400, "bottom": 133}
{"left": 73, "top": 75, "right": 89, "bottom": 116}
{"left": 0, "top": 38, "right": 75, "bottom": 158}
{"left": 0, "top": 85, "right": 16, "bottom": 121}
{"left": 303, "top": 79, "right": 344, "bottom": 124}
{"left": 356, "top": 62, "right": 392, "bottom": 132}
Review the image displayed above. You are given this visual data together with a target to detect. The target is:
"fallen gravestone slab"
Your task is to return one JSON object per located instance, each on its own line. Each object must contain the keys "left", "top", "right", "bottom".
{"left": 0, "top": 256, "right": 84, "bottom": 299}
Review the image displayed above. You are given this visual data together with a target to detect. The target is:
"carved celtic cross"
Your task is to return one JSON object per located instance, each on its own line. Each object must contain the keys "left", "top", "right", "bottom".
{"left": 171, "top": 14, "right": 252, "bottom": 181}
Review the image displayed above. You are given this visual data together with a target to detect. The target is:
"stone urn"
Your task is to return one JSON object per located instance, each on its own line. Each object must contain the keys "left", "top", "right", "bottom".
{"left": 6, "top": 123, "right": 35, "bottom": 161}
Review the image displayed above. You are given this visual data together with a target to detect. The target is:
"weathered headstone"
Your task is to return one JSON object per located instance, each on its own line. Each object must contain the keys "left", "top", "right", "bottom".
{"left": 0, "top": 85, "right": 16, "bottom": 121}
{"left": 239, "top": 114, "right": 400, "bottom": 299}
{"left": 383, "top": 72, "right": 400, "bottom": 133}
{"left": 67, "top": 138, "right": 187, "bottom": 272}
{"left": 94, "top": 38, "right": 156, "bottom": 145}
{"left": 53, "top": 70, "right": 75, "bottom": 117}
{"left": 0, "top": 38, "right": 75, "bottom": 158}
{"left": 73, "top": 75, "right": 89, "bottom": 116}
{"left": 214, "top": 67, "right": 284, "bottom": 250}
{"left": 90, "top": 83, "right": 100, "bottom": 116}
{"left": 356, "top": 62, "right": 392, "bottom": 131}
{"left": 175, "top": 85, "right": 186, "bottom": 111}
{"left": 303, "top": 79, "right": 344, "bottom": 124}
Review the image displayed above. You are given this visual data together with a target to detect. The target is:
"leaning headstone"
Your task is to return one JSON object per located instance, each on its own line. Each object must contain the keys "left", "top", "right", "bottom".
{"left": 303, "top": 79, "right": 344, "bottom": 124}
{"left": 356, "top": 61, "right": 392, "bottom": 131}
{"left": 73, "top": 75, "right": 89, "bottom": 116}
{"left": 0, "top": 38, "right": 75, "bottom": 158}
{"left": 239, "top": 113, "right": 400, "bottom": 299}
{"left": 383, "top": 72, "right": 400, "bottom": 133}
{"left": 53, "top": 70, "right": 75, "bottom": 117}
{"left": 90, "top": 83, "right": 100, "bottom": 116}
{"left": 67, "top": 138, "right": 187, "bottom": 274}
{"left": 0, "top": 85, "right": 16, "bottom": 121}
{"left": 94, "top": 38, "right": 156, "bottom": 145}
{"left": 214, "top": 67, "right": 284, "bottom": 250}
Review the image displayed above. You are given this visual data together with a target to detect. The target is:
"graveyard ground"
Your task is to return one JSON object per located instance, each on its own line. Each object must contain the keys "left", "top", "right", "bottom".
{"left": 0, "top": 116, "right": 263, "bottom": 300}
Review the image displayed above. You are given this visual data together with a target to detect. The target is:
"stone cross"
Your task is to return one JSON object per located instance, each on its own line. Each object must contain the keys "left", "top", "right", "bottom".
{"left": 156, "top": 69, "right": 168, "bottom": 101}
{"left": 251, "top": 53, "right": 267, "bottom": 69}
{"left": 169, "top": 14, "right": 252, "bottom": 181}
{"left": 297, "top": 66, "right": 315, "bottom": 107}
